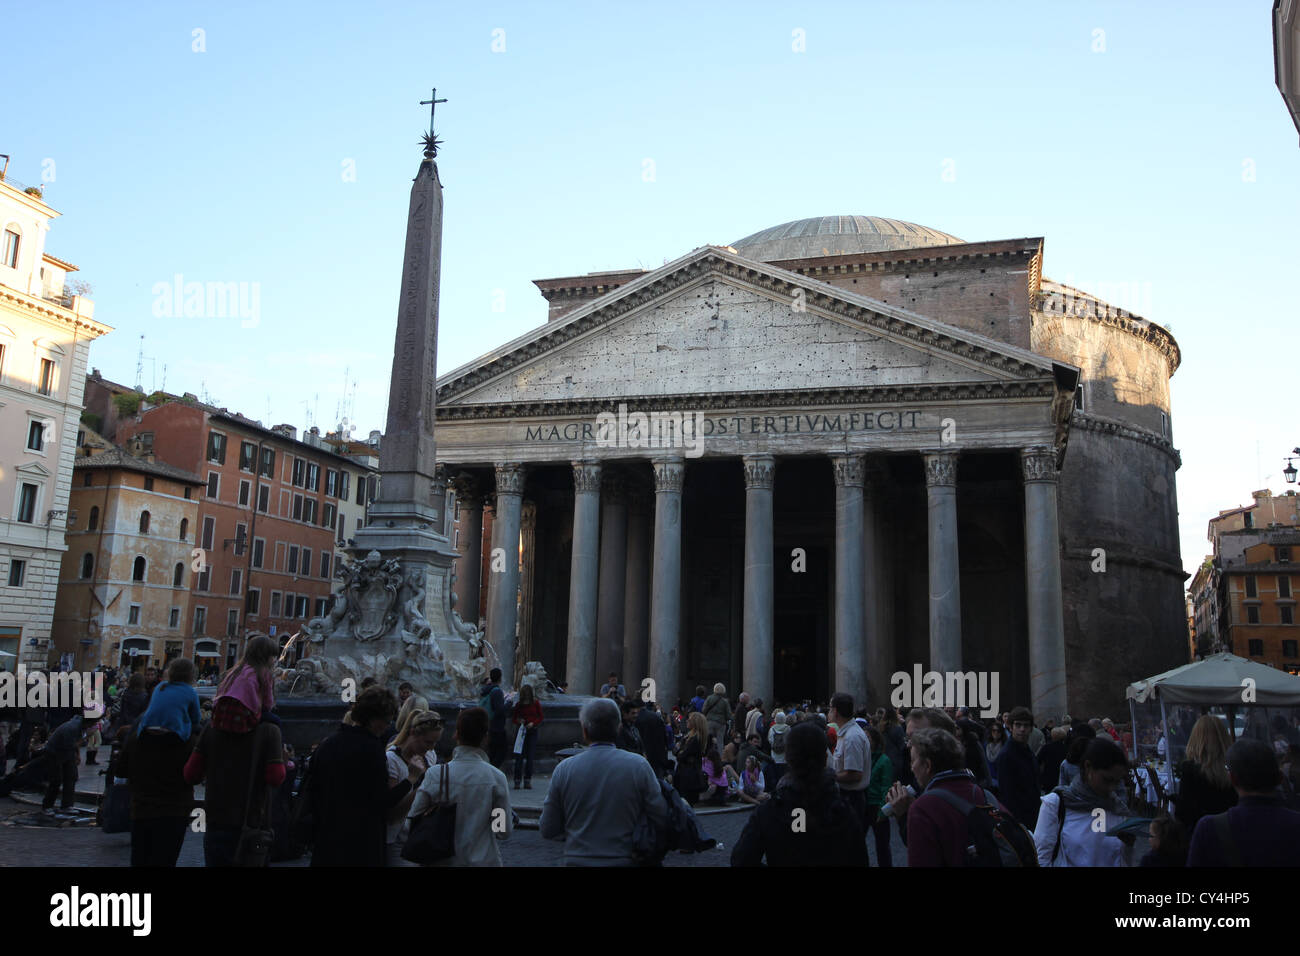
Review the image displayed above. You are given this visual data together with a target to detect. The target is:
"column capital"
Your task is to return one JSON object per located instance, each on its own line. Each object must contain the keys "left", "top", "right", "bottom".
{"left": 831, "top": 453, "right": 865, "bottom": 488}
{"left": 572, "top": 459, "right": 602, "bottom": 494}
{"left": 653, "top": 458, "right": 685, "bottom": 493}
{"left": 494, "top": 462, "right": 527, "bottom": 496}
{"left": 923, "top": 451, "right": 959, "bottom": 488}
{"left": 520, "top": 500, "right": 538, "bottom": 530}
{"left": 1020, "top": 446, "right": 1058, "bottom": 484}
{"left": 450, "top": 473, "right": 482, "bottom": 503}
{"left": 742, "top": 454, "right": 776, "bottom": 490}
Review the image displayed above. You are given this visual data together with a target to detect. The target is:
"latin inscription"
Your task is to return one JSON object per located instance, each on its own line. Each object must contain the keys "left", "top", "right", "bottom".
{"left": 523, "top": 410, "right": 923, "bottom": 443}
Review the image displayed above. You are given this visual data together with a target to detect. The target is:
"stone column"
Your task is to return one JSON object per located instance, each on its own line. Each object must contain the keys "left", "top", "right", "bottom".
{"left": 451, "top": 475, "right": 484, "bottom": 624}
{"left": 862, "top": 461, "right": 888, "bottom": 708}
{"left": 742, "top": 455, "right": 775, "bottom": 706}
{"left": 516, "top": 501, "right": 537, "bottom": 679}
{"left": 486, "top": 463, "right": 525, "bottom": 689}
{"left": 622, "top": 489, "right": 652, "bottom": 694}
{"left": 1022, "top": 446, "right": 1068, "bottom": 722}
{"left": 649, "top": 458, "right": 685, "bottom": 705}
{"left": 924, "top": 452, "right": 962, "bottom": 674}
{"left": 565, "top": 460, "right": 602, "bottom": 695}
{"left": 832, "top": 455, "right": 866, "bottom": 705}
{"left": 595, "top": 474, "right": 628, "bottom": 685}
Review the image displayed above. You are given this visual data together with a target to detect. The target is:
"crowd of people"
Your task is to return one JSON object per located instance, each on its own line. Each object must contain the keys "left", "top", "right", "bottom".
{"left": 3, "top": 656, "right": 1300, "bottom": 868}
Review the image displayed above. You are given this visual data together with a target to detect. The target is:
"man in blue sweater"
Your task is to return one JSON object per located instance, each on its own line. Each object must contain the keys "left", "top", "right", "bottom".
{"left": 995, "top": 706, "right": 1041, "bottom": 830}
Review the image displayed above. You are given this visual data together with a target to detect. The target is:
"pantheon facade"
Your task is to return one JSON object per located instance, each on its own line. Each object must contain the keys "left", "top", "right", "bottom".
{"left": 435, "top": 216, "right": 1185, "bottom": 719}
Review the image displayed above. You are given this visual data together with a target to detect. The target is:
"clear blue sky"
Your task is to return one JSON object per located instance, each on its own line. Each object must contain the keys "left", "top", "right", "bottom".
{"left": 7, "top": 1, "right": 1298, "bottom": 580}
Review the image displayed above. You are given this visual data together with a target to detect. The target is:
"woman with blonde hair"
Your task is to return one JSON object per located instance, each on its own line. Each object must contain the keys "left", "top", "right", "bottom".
{"left": 674, "top": 711, "right": 709, "bottom": 804}
{"left": 386, "top": 709, "right": 444, "bottom": 864}
{"left": 1173, "top": 714, "right": 1237, "bottom": 832}
{"left": 390, "top": 694, "right": 430, "bottom": 745}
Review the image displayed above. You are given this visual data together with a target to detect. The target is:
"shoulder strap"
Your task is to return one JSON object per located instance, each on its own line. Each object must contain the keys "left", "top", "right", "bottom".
{"left": 926, "top": 787, "right": 976, "bottom": 816}
{"left": 1214, "top": 812, "right": 1243, "bottom": 867}
{"left": 1050, "top": 792, "right": 1066, "bottom": 864}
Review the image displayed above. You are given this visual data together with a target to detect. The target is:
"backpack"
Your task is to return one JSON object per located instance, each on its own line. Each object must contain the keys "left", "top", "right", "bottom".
{"left": 634, "top": 778, "right": 717, "bottom": 865}
{"left": 771, "top": 726, "right": 788, "bottom": 755}
{"left": 478, "top": 686, "right": 496, "bottom": 720}
{"left": 927, "top": 786, "right": 1039, "bottom": 867}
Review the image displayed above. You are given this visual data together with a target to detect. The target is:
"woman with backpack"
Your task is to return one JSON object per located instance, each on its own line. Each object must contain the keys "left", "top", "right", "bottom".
{"left": 703, "top": 683, "right": 732, "bottom": 756}
{"left": 766, "top": 710, "right": 790, "bottom": 792}
{"left": 1034, "top": 737, "right": 1135, "bottom": 867}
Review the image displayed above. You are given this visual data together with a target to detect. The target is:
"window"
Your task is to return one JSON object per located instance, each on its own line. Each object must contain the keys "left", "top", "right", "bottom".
{"left": 238, "top": 479, "right": 251, "bottom": 507}
{"left": 132, "top": 556, "right": 146, "bottom": 582}
{"left": 295, "top": 596, "right": 309, "bottom": 618}
{"left": 144, "top": 477, "right": 154, "bottom": 492}
{"left": 367, "top": 476, "right": 377, "bottom": 503}
{"left": 356, "top": 478, "right": 366, "bottom": 505}
{"left": 194, "top": 606, "right": 207, "bottom": 635}
{"left": 326, "top": 469, "right": 338, "bottom": 497}
{"left": 197, "top": 567, "right": 210, "bottom": 592}
{"left": 88, "top": 506, "right": 99, "bottom": 531}
{"left": 314, "top": 597, "right": 327, "bottom": 617}
{"left": 239, "top": 441, "right": 256, "bottom": 472}
{"left": 80, "top": 553, "right": 94, "bottom": 579}
{"left": 206, "top": 432, "right": 227, "bottom": 464}
{"left": 322, "top": 503, "right": 336, "bottom": 530}
{"left": 306, "top": 463, "right": 320, "bottom": 492}
{"left": 2, "top": 228, "right": 18, "bottom": 268}
{"left": 201, "top": 517, "right": 215, "bottom": 550}
{"left": 168, "top": 607, "right": 180, "bottom": 629}
{"left": 1279, "top": 547, "right": 1292, "bottom": 564}
{"left": 321, "top": 552, "right": 331, "bottom": 580}
{"left": 128, "top": 605, "right": 141, "bottom": 625}
{"left": 184, "top": 486, "right": 192, "bottom": 500}
{"left": 179, "top": 517, "right": 188, "bottom": 541}
{"left": 173, "top": 562, "right": 184, "bottom": 587}
{"left": 1246, "top": 576, "right": 1258, "bottom": 598}
{"left": 230, "top": 569, "right": 242, "bottom": 595}
{"left": 246, "top": 588, "right": 261, "bottom": 615}
{"left": 271, "top": 591, "right": 283, "bottom": 617}
{"left": 301, "top": 548, "right": 311, "bottom": 578}
{"left": 302, "top": 498, "right": 318, "bottom": 524}
{"left": 339, "top": 472, "right": 350, "bottom": 502}
{"left": 84, "top": 472, "right": 93, "bottom": 487}
{"left": 17, "top": 483, "right": 38, "bottom": 523}
{"left": 1281, "top": 576, "right": 1292, "bottom": 598}
{"left": 26, "top": 420, "right": 44, "bottom": 452}
{"left": 234, "top": 522, "right": 247, "bottom": 556}
{"left": 252, "top": 538, "right": 265, "bottom": 569}
{"left": 257, "top": 485, "right": 269, "bottom": 513}
{"left": 139, "top": 510, "right": 150, "bottom": 534}
{"left": 7, "top": 560, "right": 24, "bottom": 587}
{"left": 1283, "top": 606, "right": 1295, "bottom": 625}
{"left": 292, "top": 494, "right": 303, "bottom": 521}
{"left": 226, "top": 609, "right": 239, "bottom": 637}
{"left": 1244, "top": 511, "right": 1254, "bottom": 529}
{"left": 1285, "top": 640, "right": 1299, "bottom": 657}
{"left": 1247, "top": 606, "right": 1260, "bottom": 624}
{"left": 259, "top": 447, "right": 275, "bottom": 478}
{"left": 206, "top": 472, "right": 220, "bottom": 499}
{"left": 292, "top": 458, "right": 306, "bottom": 487}
{"left": 287, "top": 546, "right": 299, "bottom": 575}
{"left": 1248, "top": 638, "right": 1263, "bottom": 656}
{"left": 37, "top": 359, "right": 55, "bottom": 396}
{"left": 1159, "top": 411, "right": 1168, "bottom": 439}
{"left": 283, "top": 592, "right": 294, "bottom": 617}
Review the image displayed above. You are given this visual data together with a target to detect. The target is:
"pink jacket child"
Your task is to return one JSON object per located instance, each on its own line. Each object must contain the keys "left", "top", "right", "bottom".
{"left": 212, "top": 649, "right": 278, "bottom": 733}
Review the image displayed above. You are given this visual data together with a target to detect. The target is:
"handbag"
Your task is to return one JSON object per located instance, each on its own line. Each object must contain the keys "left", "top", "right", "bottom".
{"left": 401, "top": 763, "right": 457, "bottom": 864}
{"left": 513, "top": 725, "right": 526, "bottom": 756}
{"left": 233, "top": 733, "right": 274, "bottom": 867}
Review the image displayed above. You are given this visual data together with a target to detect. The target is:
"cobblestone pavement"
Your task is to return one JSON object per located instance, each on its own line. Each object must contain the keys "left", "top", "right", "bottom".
{"left": 0, "top": 796, "right": 910, "bottom": 867}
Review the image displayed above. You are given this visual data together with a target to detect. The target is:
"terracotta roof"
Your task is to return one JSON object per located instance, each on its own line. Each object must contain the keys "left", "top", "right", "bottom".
{"left": 74, "top": 448, "right": 204, "bottom": 484}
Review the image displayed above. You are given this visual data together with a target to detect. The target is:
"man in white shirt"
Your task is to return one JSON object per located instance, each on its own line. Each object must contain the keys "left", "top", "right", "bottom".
{"left": 829, "top": 693, "right": 871, "bottom": 842}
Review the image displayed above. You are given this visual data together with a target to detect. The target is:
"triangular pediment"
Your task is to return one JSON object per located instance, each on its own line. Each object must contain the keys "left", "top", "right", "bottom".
{"left": 437, "top": 245, "right": 1062, "bottom": 408}
{"left": 15, "top": 461, "right": 53, "bottom": 478}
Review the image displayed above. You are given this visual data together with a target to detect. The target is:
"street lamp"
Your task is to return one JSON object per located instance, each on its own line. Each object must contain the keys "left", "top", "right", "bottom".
{"left": 1286, "top": 447, "right": 1300, "bottom": 484}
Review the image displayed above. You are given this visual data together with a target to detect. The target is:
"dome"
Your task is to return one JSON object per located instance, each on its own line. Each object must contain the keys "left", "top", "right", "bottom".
{"left": 730, "top": 215, "right": 963, "bottom": 262}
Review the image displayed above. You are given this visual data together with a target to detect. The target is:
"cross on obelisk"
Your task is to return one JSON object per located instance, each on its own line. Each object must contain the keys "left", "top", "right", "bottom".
{"left": 420, "top": 88, "right": 447, "bottom": 132}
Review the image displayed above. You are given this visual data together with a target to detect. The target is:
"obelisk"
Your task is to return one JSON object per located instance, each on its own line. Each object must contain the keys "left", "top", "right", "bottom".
{"left": 349, "top": 104, "right": 457, "bottom": 635}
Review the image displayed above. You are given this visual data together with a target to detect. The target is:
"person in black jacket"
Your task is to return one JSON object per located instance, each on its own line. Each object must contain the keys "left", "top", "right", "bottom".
{"left": 730, "top": 722, "right": 868, "bottom": 867}
{"left": 309, "top": 687, "right": 423, "bottom": 867}
{"left": 1173, "top": 715, "right": 1237, "bottom": 833}
{"left": 994, "top": 706, "right": 1041, "bottom": 829}
{"left": 1037, "top": 726, "right": 1068, "bottom": 794}
{"left": 635, "top": 700, "right": 670, "bottom": 778}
